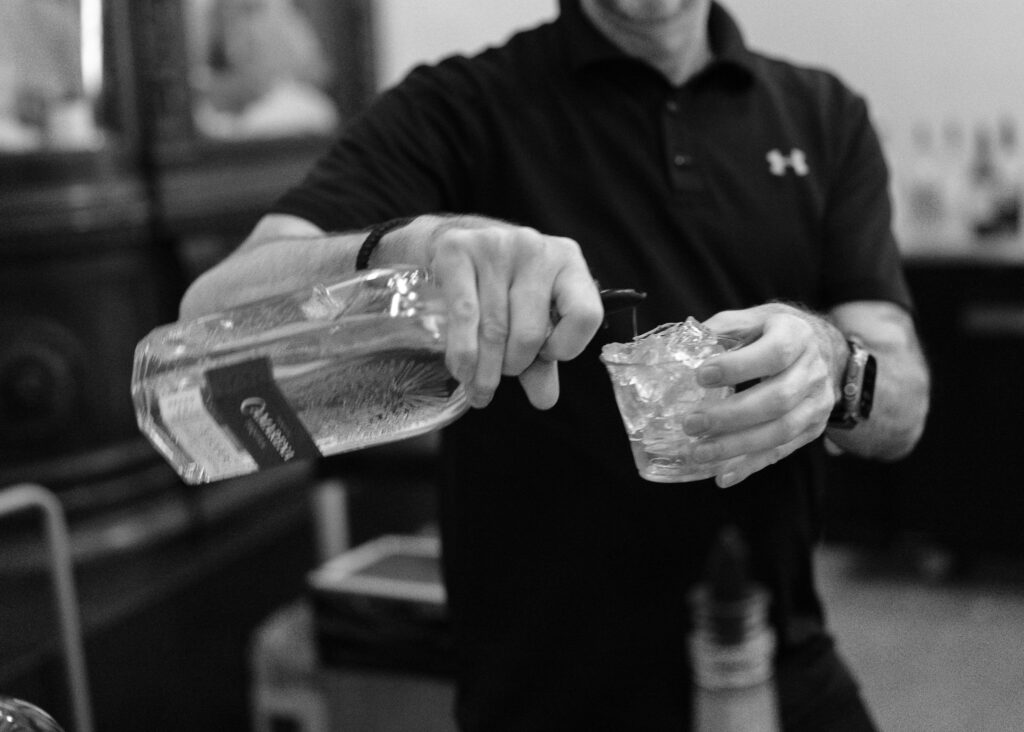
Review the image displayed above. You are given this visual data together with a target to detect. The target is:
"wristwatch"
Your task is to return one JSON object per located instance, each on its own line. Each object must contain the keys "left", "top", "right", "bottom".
{"left": 828, "top": 336, "right": 876, "bottom": 429}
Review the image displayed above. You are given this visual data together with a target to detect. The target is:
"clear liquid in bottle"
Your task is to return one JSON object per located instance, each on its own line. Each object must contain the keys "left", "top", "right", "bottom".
{"left": 0, "top": 697, "right": 65, "bottom": 732}
{"left": 132, "top": 266, "right": 468, "bottom": 484}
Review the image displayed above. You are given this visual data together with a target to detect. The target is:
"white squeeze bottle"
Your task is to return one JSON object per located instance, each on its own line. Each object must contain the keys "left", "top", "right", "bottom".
{"left": 689, "top": 527, "right": 780, "bottom": 732}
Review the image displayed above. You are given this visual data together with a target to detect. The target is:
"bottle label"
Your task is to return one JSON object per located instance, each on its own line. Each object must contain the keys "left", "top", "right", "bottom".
{"left": 204, "top": 357, "right": 322, "bottom": 468}
{"left": 158, "top": 386, "right": 258, "bottom": 480}
{"left": 689, "top": 631, "right": 776, "bottom": 690}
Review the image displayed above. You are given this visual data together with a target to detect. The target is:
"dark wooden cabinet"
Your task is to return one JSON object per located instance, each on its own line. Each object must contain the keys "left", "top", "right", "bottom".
{"left": 827, "top": 253, "right": 1024, "bottom": 561}
{"left": 0, "top": 3, "right": 379, "bottom": 728}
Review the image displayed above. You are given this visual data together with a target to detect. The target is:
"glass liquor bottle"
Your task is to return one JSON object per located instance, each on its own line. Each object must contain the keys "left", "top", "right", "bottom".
{"left": 132, "top": 266, "right": 467, "bottom": 484}
{"left": 0, "top": 697, "right": 65, "bottom": 731}
{"left": 689, "top": 527, "right": 780, "bottom": 732}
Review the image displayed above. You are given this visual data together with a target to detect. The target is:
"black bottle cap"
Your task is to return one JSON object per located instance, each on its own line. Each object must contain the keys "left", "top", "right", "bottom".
{"left": 697, "top": 525, "right": 765, "bottom": 645}
{"left": 706, "top": 525, "right": 753, "bottom": 605}
{"left": 598, "top": 288, "right": 647, "bottom": 315}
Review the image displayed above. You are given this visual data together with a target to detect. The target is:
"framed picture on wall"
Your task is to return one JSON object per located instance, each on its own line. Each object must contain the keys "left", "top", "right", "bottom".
{"left": 132, "top": 0, "right": 376, "bottom": 146}
{"left": 129, "top": 0, "right": 377, "bottom": 238}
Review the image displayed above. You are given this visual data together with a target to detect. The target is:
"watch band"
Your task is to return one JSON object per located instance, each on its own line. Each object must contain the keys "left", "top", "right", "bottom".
{"left": 355, "top": 217, "right": 416, "bottom": 271}
{"left": 828, "top": 337, "right": 876, "bottom": 429}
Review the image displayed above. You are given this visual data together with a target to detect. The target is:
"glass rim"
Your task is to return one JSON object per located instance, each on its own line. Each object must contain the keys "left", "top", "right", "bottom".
{"left": 599, "top": 333, "right": 745, "bottom": 367}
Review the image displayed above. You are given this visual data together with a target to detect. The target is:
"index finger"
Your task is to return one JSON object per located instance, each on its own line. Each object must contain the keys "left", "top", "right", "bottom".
{"left": 434, "top": 251, "right": 482, "bottom": 388}
{"left": 697, "top": 317, "right": 800, "bottom": 389}
{"left": 538, "top": 263, "right": 603, "bottom": 362}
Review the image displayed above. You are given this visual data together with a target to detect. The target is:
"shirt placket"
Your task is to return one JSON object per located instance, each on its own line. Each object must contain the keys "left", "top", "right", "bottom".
{"left": 662, "top": 92, "right": 706, "bottom": 193}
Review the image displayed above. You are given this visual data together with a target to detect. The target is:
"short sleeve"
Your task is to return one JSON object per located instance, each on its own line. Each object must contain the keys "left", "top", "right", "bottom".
{"left": 270, "top": 60, "right": 489, "bottom": 232}
{"left": 821, "top": 91, "right": 914, "bottom": 314}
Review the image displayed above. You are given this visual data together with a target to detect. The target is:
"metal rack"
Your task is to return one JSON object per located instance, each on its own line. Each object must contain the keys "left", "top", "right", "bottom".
{"left": 0, "top": 484, "right": 93, "bottom": 732}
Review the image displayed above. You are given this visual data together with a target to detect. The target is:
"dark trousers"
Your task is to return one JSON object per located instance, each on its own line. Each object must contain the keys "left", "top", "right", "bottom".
{"left": 778, "top": 637, "right": 880, "bottom": 732}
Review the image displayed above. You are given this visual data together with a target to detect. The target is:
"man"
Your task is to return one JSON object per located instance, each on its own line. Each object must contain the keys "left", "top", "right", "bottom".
{"left": 182, "top": 1, "right": 930, "bottom": 729}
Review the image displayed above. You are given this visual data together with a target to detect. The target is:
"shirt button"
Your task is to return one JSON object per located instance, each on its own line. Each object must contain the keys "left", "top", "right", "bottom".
{"left": 673, "top": 153, "right": 692, "bottom": 167}
{"left": 665, "top": 100, "right": 680, "bottom": 114}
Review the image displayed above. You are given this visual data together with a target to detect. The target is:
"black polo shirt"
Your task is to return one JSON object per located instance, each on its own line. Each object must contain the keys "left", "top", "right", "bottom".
{"left": 274, "top": 2, "right": 908, "bottom": 730}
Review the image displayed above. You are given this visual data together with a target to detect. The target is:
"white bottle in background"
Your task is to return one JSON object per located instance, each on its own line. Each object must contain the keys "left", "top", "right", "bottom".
{"left": 968, "top": 123, "right": 1005, "bottom": 240}
{"left": 994, "top": 116, "right": 1022, "bottom": 238}
{"left": 897, "top": 122, "right": 949, "bottom": 252}
{"left": 689, "top": 527, "right": 780, "bottom": 732}
{"left": 935, "top": 119, "right": 974, "bottom": 249}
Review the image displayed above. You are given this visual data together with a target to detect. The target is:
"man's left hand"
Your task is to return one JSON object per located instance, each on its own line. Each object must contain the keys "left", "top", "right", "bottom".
{"left": 682, "top": 303, "right": 845, "bottom": 488}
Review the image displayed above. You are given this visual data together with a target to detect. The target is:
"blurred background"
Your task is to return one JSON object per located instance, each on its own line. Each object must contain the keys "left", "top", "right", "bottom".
{"left": 0, "top": 1, "right": 1021, "bottom": 730}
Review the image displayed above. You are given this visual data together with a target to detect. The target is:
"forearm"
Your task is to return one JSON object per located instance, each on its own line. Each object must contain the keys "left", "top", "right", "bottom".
{"left": 825, "top": 302, "right": 930, "bottom": 461}
{"left": 178, "top": 213, "right": 502, "bottom": 320}
{"left": 179, "top": 232, "right": 360, "bottom": 319}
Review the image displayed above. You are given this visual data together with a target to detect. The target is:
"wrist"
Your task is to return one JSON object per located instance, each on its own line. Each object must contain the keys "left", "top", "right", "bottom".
{"left": 358, "top": 213, "right": 496, "bottom": 270}
{"left": 356, "top": 216, "right": 417, "bottom": 270}
{"left": 758, "top": 302, "right": 849, "bottom": 401}
{"left": 830, "top": 333, "right": 852, "bottom": 405}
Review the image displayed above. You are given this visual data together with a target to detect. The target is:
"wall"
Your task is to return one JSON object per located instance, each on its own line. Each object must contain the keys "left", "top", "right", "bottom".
{"left": 720, "top": 0, "right": 1024, "bottom": 156}
{"left": 376, "top": 0, "right": 556, "bottom": 89}
{"left": 376, "top": 0, "right": 1024, "bottom": 153}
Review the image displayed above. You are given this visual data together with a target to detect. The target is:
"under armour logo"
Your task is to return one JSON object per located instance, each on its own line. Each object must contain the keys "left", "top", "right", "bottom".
{"left": 766, "top": 148, "right": 809, "bottom": 177}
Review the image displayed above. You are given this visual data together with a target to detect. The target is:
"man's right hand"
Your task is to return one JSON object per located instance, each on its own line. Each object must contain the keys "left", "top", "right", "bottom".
{"left": 388, "top": 215, "right": 604, "bottom": 410}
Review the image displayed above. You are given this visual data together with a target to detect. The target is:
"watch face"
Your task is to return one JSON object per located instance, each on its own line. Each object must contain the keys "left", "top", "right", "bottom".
{"left": 828, "top": 339, "right": 875, "bottom": 428}
{"left": 859, "top": 352, "right": 877, "bottom": 420}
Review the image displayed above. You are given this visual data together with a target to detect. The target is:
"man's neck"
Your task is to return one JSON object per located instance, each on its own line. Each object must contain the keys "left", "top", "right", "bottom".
{"left": 580, "top": 0, "right": 713, "bottom": 86}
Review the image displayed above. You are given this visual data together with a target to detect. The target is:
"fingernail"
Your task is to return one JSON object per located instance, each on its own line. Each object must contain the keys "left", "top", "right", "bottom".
{"left": 684, "top": 414, "right": 709, "bottom": 435}
{"left": 470, "top": 390, "right": 493, "bottom": 409}
{"left": 698, "top": 366, "right": 722, "bottom": 387}
{"left": 718, "top": 472, "right": 738, "bottom": 488}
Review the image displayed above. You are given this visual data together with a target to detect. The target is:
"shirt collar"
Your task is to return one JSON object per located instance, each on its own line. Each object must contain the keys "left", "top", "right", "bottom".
{"left": 559, "top": 0, "right": 757, "bottom": 85}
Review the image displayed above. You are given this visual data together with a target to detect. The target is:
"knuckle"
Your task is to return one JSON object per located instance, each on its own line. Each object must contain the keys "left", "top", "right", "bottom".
{"left": 792, "top": 313, "right": 815, "bottom": 337}
{"left": 446, "top": 349, "right": 475, "bottom": 379}
{"left": 479, "top": 316, "right": 510, "bottom": 344}
{"left": 551, "top": 235, "right": 583, "bottom": 259}
{"left": 516, "top": 284, "right": 553, "bottom": 311}
{"left": 796, "top": 409, "right": 822, "bottom": 439}
{"left": 487, "top": 229, "right": 518, "bottom": 258}
{"left": 769, "top": 385, "right": 798, "bottom": 414}
{"left": 515, "top": 326, "right": 550, "bottom": 355}
{"left": 810, "top": 364, "right": 831, "bottom": 390}
{"left": 774, "top": 338, "right": 801, "bottom": 368}
{"left": 505, "top": 227, "right": 544, "bottom": 257}
{"left": 432, "top": 229, "right": 471, "bottom": 257}
{"left": 448, "top": 297, "right": 479, "bottom": 325}
{"left": 777, "top": 413, "right": 803, "bottom": 442}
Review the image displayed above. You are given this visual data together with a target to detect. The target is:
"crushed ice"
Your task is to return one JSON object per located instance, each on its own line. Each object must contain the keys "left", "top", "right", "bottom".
{"left": 601, "top": 316, "right": 727, "bottom": 367}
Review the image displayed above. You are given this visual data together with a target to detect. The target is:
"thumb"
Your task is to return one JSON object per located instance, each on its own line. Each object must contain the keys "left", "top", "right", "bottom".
{"left": 517, "top": 358, "right": 559, "bottom": 410}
